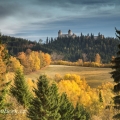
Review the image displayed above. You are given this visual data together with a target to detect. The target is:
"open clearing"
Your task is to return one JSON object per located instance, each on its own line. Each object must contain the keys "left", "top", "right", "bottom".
{"left": 25, "top": 65, "right": 113, "bottom": 88}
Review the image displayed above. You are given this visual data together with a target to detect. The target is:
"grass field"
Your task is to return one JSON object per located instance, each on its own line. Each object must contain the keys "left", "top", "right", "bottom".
{"left": 25, "top": 65, "right": 113, "bottom": 88}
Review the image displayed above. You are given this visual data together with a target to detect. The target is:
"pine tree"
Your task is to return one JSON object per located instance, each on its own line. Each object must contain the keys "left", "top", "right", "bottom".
{"left": 99, "top": 90, "right": 103, "bottom": 103}
{"left": 27, "top": 75, "right": 61, "bottom": 120}
{"left": 10, "top": 69, "right": 32, "bottom": 108}
{"left": 59, "top": 93, "right": 74, "bottom": 120}
{"left": 73, "top": 103, "right": 90, "bottom": 120}
{"left": 111, "top": 28, "right": 120, "bottom": 119}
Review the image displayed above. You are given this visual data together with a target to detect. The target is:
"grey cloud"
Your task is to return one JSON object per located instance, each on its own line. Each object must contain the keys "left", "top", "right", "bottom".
{"left": 33, "top": 0, "right": 120, "bottom": 6}
{"left": 0, "top": 3, "right": 20, "bottom": 19}
{"left": 0, "top": 0, "right": 120, "bottom": 41}
{"left": 0, "top": 0, "right": 36, "bottom": 19}
{"left": 0, "top": 0, "right": 119, "bottom": 20}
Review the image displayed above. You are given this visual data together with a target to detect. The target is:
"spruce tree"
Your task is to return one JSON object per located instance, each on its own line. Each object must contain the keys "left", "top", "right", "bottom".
{"left": 111, "top": 28, "right": 120, "bottom": 119}
{"left": 10, "top": 69, "right": 32, "bottom": 108}
{"left": 59, "top": 93, "right": 74, "bottom": 120}
{"left": 73, "top": 103, "right": 90, "bottom": 120}
{"left": 27, "top": 75, "right": 61, "bottom": 120}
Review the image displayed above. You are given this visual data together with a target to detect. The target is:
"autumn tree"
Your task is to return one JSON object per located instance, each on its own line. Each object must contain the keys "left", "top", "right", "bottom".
{"left": 9, "top": 56, "right": 23, "bottom": 72}
{"left": 17, "top": 52, "right": 26, "bottom": 66}
{"left": 44, "top": 53, "right": 51, "bottom": 66}
{"left": 0, "top": 35, "right": 11, "bottom": 119}
{"left": 27, "top": 75, "right": 61, "bottom": 120}
{"left": 95, "top": 53, "right": 101, "bottom": 64}
{"left": 111, "top": 28, "right": 120, "bottom": 119}
{"left": 17, "top": 50, "right": 51, "bottom": 73}
{"left": 77, "top": 59, "right": 83, "bottom": 66}
{"left": 51, "top": 52, "right": 64, "bottom": 61}
{"left": 10, "top": 69, "right": 32, "bottom": 108}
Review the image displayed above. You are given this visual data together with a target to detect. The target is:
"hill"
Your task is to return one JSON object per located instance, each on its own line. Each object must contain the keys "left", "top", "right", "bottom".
{"left": 1, "top": 33, "right": 120, "bottom": 63}
{"left": 43, "top": 35, "right": 120, "bottom": 63}
{"left": 0, "top": 34, "right": 50, "bottom": 56}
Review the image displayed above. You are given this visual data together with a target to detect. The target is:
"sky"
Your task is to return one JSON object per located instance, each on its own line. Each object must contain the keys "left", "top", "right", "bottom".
{"left": 0, "top": 0, "right": 120, "bottom": 41}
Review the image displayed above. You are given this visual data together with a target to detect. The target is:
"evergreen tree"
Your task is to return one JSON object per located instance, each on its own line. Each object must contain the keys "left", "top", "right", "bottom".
{"left": 111, "top": 28, "right": 120, "bottom": 119}
{"left": 59, "top": 93, "right": 74, "bottom": 120}
{"left": 27, "top": 75, "right": 61, "bottom": 120}
{"left": 99, "top": 90, "right": 103, "bottom": 103}
{"left": 10, "top": 69, "right": 32, "bottom": 108}
{"left": 73, "top": 103, "right": 90, "bottom": 120}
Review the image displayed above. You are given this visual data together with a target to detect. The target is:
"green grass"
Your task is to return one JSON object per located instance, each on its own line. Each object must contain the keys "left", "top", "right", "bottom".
{"left": 25, "top": 65, "right": 113, "bottom": 88}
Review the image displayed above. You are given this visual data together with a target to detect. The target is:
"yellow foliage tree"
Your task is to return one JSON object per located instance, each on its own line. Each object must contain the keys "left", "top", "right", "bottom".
{"left": 57, "top": 74, "right": 107, "bottom": 116}
{"left": 9, "top": 56, "right": 23, "bottom": 72}
{"left": 44, "top": 53, "right": 51, "bottom": 66}
{"left": 58, "top": 79, "right": 81, "bottom": 106}
{"left": 0, "top": 41, "right": 11, "bottom": 119}
{"left": 95, "top": 53, "right": 101, "bottom": 64}
{"left": 32, "top": 51, "right": 40, "bottom": 71}
{"left": 54, "top": 73, "right": 62, "bottom": 82}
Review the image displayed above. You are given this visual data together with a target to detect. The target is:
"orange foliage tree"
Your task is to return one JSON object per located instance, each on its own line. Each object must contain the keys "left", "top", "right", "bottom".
{"left": 17, "top": 50, "right": 51, "bottom": 74}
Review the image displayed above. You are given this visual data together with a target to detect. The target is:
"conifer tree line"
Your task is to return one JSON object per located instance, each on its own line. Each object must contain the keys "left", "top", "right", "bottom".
{"left": 0, "top": 33, "right": 119, "bottom": 64}
{"left": 44, "top": 34, "right": 120, "bottom": 63}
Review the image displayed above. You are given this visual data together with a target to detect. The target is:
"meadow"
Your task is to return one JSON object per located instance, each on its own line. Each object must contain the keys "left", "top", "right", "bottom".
{"left": 25, "top": 65, "right": 113, "bottom": 88}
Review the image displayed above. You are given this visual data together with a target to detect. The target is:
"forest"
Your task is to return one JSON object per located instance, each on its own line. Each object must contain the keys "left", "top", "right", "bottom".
{"left": 1, "top": 32, "right": 120, "bottom": 64}
{"left": 43, "top": 33, "right": 120, "bottom": 63}
{"left": 0, "top": 29, "right": 120, "bottom": 120}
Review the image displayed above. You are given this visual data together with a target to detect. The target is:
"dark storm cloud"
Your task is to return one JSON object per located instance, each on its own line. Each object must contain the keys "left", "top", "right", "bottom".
{"left": 0, "top": 2, "right": 21, "bottom": 18}
{"left": 0, "top": 0, "right": 119, "bottom": 20}
{"left": 34, "top": 0, "right": 120, "bottom": 6}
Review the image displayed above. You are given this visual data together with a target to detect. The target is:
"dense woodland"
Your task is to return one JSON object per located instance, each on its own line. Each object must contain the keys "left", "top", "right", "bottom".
{"left": 44, "top": 34, "right": 120, "bottom": 63}
{"left": 1, "top": 33, "right": 120, "bottom": 64}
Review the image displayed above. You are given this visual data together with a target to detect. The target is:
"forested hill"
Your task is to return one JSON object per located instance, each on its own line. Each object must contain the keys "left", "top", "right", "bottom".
{"left": 1, "top": 34, "right": 120, "bottom": 63}
{"left": 0, "top": 35, "right": 35, "bottom": 55}
{"left": 43, "top": 35, "right": 120, "bottom": 63}
{"left": 0, "top": 35, "right": 50, "bottom": 55}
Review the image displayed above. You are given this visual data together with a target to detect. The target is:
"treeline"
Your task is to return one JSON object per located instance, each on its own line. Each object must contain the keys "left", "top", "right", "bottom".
{"left": 51, "top": 60, "right": 112, "bottom": 68}
{"left": 0, "top": 35, "right": 36, "bottom": 55}
{"left": 0, "top": 34, "right": 51, "bottom": 56}
{"left": 43, "top": 34, "right": 120, "bottom": 63}
{"left": 1, "top": 33, "right": 120, "bottom": 64}
{"left": 9, "top": 49, "right": 51, "bottom": 74}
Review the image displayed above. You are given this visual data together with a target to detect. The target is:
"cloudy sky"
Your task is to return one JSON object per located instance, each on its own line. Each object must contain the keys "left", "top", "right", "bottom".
{"left": 0, "top": 0, "right": 120, "bottom": 41}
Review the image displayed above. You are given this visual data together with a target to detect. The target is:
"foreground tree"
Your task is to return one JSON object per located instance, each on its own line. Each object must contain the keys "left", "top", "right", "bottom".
{"left": 27, "top": 75, "right": 61, "bottom": 120}
{"left": 0, "top": 33, "right": 11, "bottom": 119}
{"left": 10, "top": 69, "right": 32, "bottom": 108}
{"left": 111, "top": 28, "right": 120, "bottom": 119}
{"left": 73, "top": 103, "right": 90, "bottom": 120}
{"left": 59, "top": 93, "right": 74, "bottom": 120}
